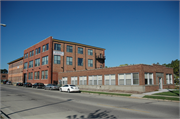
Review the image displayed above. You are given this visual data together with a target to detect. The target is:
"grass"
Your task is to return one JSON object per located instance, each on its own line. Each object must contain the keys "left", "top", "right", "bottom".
{"left": 81, "top": 90, "right": 131, "bottom": 96}
{"left": 152, "top": 90, "right": 179, "bottom": 97}
{"left": 143, "top": 95, "right": 179, "bottom": 101}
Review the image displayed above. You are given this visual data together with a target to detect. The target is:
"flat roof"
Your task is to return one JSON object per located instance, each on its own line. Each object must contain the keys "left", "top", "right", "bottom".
{"left": 53, "top": 39, "right": 105, "bottom": 50}
{"left": 7, "top": 57, "right": 23, "bottom": 64}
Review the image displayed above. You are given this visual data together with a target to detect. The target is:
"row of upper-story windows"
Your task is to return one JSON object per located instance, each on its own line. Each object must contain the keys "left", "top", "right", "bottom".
{"left": 28, "top": 70, "right": 48, "bottom": 80}
{"left": 54, "top": 43, "right": 93, "bottom": 56}
{"left": 24, "top": 43, "right": 49, "bottom": 59}
{"left": 24, "top": 56, "right": 48, "bottom": 69}
{"left": 54, "top": 55, "right": 93, "bottom": 67}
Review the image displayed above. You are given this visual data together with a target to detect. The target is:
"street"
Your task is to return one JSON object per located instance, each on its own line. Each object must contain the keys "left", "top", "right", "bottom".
{"left": 1, "top": 85, "right": 179, "bottom": 119}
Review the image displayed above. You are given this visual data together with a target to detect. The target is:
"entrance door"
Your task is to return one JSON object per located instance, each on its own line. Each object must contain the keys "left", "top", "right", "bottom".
{"left": 159, "top": 78, "right": 162, "bottom": 89}
{"left": 24, "top": 73, "right": 27, "bottom": 83}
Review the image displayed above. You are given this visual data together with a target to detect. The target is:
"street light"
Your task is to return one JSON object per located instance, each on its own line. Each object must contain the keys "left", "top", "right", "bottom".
{"left": 0, "top": 23, "right": 6, "bottom": 27}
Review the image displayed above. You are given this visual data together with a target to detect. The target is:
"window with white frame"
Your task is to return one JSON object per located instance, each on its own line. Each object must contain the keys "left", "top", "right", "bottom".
{"left": 166, "top": 74, "right": 172, "bottom": 84}
{"left": 118, "top": 74, "right": 124, "bottom": 85}
{"left": 62, "top": 77, "right": 67, "bottom": 85}
{"left": 94, "top": 76, "right": 97, "bottom": 85}
{"left": 133, "top": 73, "right": 139, "bottom": 85}
{"left": 71, "top": 77, "right": 77, "bottom": 85}
{"left": 111, "top": 75, "right": 116, "bottom": 85}
{"left": 45, "top": 70, "right": 48, "bottom": 79}
{"left": 98, "top": 75, "right": 102, "bottom": 85}
{"left": 78, "top": 47, "right": 83, "bottom": 54}
{"left": 54, "top": 55, "right": 61, "bottom": 64}
{"left": 66, "top": 57, "right": 72, "bottom": 65}
{"left": 79, "top": 76, "right": 87, "bottom": 85}
{"left": 126, "top": 73, "right": 131, "bottom": 85}
{"left": 67, "top": 45, "right": 73, "bottom": 53}
{"left": 104, "top": 75, "right": 109, "bottom": 85}
{"left": 54, "top": 43, "right": 61, "bottom": 51}
{"left": 89, "top": 76, "right": 93, "bottom": 85}
{"left": 144, "top": 73, "right": 154, "bottom": 85}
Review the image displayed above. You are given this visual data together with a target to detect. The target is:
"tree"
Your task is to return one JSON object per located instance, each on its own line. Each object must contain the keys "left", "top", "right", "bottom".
{"left": 1, "top": 69, "right": 8, "bottom": 74}
{"left": 119, "top": 64, "right": 128, "bottom": 67}
{"left": 162, "top": 59, "right": 179, "bottom": 79}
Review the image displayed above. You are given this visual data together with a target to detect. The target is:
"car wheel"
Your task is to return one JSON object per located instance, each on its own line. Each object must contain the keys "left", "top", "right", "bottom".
{"left": 50, "top": 88, "right": 52, "bottom": 90}
{"left": 44, "top": 87, "right": 46, "bottom": 90}
{"left": 67, "top": 89, "right": 70, "bottom": 93}
{"left": 32, "top": 86, "right": 34, "bottom": 88}
{"left": 59, "top": 88, "right": 62, "bottom": 92}
{"left": 36, "top": 86, "right": 38, "bottom": 89}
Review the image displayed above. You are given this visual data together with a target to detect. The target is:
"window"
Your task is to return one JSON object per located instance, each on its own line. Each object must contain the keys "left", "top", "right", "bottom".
{"left": 88, "top": 59, "right": 93, "bottom": 67}
{"left": 104, "top": 74, "right": 115, "bottom": 85}
{"left": 24, "top": 62, "right": 28, "bottom": 69}
{"left": 78, "top": 58, "right": 83, "bottom": 66}
{"left": 28, "top": 72, "right": 33, "bottom": 80}
{"left": 118, "top": 74, "right": 124, "bottom": 85}
{"left": 66, "top": 57, "right": 72, "bottom": 65}
{"left": 36, "top": 49, "right": 38, "bottom": 55}
{"left": 144, "top": 73, "right": 153, "bottom": 85}
{"left": 54, "top": 43, "right": 61, "bottom": 51}
{"left": 71, "top": 77, "right": 77, "bottom": 85}
{"left": 54, "top": 55, "right": 60, "bottom": 64}
{"left": 41, "top": 71, "right": 44, "bottom": 79}
{"left": 24, "top": 53, "right": 28, "bottom": 59}
{"left": 78, "top": 47, "right": 83, "bottom": 54}
{"left": 79, "top": 76, "right": 87, "bottom": 85}
{"left": 126, "top": 73, "right": 131, "bottom": 85}
{"left": 42, "top": 56, "right": 48, "bottom": 65}
{"left": 166, "top": 74, "right": 172, "bottom": 84}
{"left": 46, "top": 44, "right": 49, "bottom": 51}
{"left": 133, "top": 73, "right": 139, "bottom": 85}
{"left": 29, "top": 60, "right": 33, "bottom": 68}
{"left": 88, "top": 49, "right": 93, "bottom": 55}
{"left": 27, "top": 53, "right": 28, "bottom": 58}
{"left": 111, "top": 75, "right": 116, "bottom": 85}
{"left": 62, "top": 77, "right": 67, "bottom": 85}
{"left": 2, "top": 75, "right": 6, "bottom": 78}
{"left": 37, "top": 71, "right": 39, "bottom": 79}
{"left": 89, "top": 76, "right": 93, "bottom": 85}
{"left": 30, "top": 52, "right": 32, "bottom": 57}
{"left": 35, "top": 58, "right": 40, "bottom": 67}
{"left": 98, "top": 75, "right": 102, "bottom": 85}
{"left": 43, "top": 45, "right": 45, "bottom": 52}
{"left": 32, "top": 50, "right": 34, "bottom": 56}
{"left": 104, "top": 75, "right": 109, "bottom": 85}
{"left": 67, "top": 45, "right": 73, "bottom": 52}
{"left": 45, "top": 70, "right": 48, "bottom": 79}
{"left": 34, "top": 72, "right": 37, "bottom": 79}
{"left": 35, "top": 47, "right": 41, "bottom": 55}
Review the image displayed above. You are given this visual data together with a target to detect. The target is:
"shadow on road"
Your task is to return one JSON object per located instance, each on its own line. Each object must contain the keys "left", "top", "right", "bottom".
{"left": 7, "top": 99, "right": 73, "bottom": 116}
{"left": 66, "top": 109, "right": 117, "bottom": 119}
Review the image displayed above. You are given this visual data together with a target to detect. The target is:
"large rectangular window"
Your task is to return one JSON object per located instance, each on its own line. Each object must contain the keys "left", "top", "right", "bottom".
{"left": 118, "top": 74, "right": 124, "bottom": 85}
{"left": 88, "top": 59, "right": 93, "bottom": 67}
{"left": 111, "top": 75, "right": 116, "bottom": 85}
{"left": 145, "top": 73, "right": 153, "bottom": 85}
{"left": 46, "top": 44, "right": 49, "bottom": 51}
{"left": 42, "top": 56, "right": 48, "bottom": 65}
{"left": 166, "top": 74, "right": 172, "bottom": 84}
{"left": 67, "top": 45, "right": 73, "bottom": 53}
{"left": 66, "top": 57, "right": 72, "bottom": 65}
{"left": 89, "top": 76, "right": 93, "bottom": 85}
{"left": 62, "top": 77, "right": 67, "bottom": 85}
{"left": 54, "top": 55, "right": 61, "bottom": 64}
{"left": 71, "top": 77, "right": 77, "bottom": 85}
{"left": 104, "top": 74, "right": 115, "bottom": 85}
{"left": 43, "top": 45, "right": 45, "bottom": 52}
{"left": 104, "top": 75, "right": 109, "bottom": 85}
{"left": 36, "top": 47, "right": 41, "bottom": 55}
{"left": 35, "top": 58, "right": 40, "bottom": 67}
{"left": 24, "top": 62, "right": 28, "bottom": 69}
{"left": 34, "top": 72, "right": 37, "bottom": 79}
{"left": 54, "top": 43, "right": 61, "bottom": 51}
{"left": 78, "top": 47, "right": 83, "bottom": 54}
{"left": 88, "top": 49, "right": 93, "bottom": 56}
{"left": 37, "top": 71, "right": 39, "bottom": 79}
{"left": 32, "top": 50, "right": 34, "bottom": 56}
{"left": 28, "top": 72, "right": 33, "bottom": 80}
{"left": 78, "top": 58, "right": 83, "bottom": 66}
{"left": 45, "top": 70, "right": 48, "bottom": 79}
{"left": 29, "top": 60, "right": 33, "bottom": 68}
{"left": 126, "top": 73, "right": 131, "bottom": 85}
{"left": 41, "top": 71, "right": 44, "bottom": 79}
{"left": 133, "top": 73, "right": 139, "bottom": 85}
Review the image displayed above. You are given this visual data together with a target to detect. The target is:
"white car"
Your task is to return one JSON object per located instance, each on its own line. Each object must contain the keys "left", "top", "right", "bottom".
{"left": 59, "top": 84, "right": 80, "bottom": 93}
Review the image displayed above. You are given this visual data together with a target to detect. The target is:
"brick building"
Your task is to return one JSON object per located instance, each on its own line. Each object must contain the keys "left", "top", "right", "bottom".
{"left": 7, "top": 57, "right": 23, "bottom": 83}
{"left": 0, "top": 73, "right": 8, "bottom": 81}
{"left": 7, "top": 36, "right": 175, "bottom": 92}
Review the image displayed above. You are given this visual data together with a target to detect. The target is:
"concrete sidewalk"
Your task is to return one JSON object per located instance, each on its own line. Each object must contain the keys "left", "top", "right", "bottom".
{"left": 131, "top": 89, "right": 178, "bottom": 98}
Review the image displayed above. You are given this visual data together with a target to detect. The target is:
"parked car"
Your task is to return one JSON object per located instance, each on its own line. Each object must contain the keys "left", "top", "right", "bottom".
{"left": 23, "top": 82, "right": 32, "bottom": 87}
{"left": 6, "top": 81, "right": 12, "bottom": 85}
{"left": 16, "top": 82, "right": 23, "bottom": 86}
{"left": 59, "top": 84, "right": 80, "bottom": 93}
{"left": 32, "top": 83, "right": 45, "bottom": 89}
{"left": 3, "top": 80, "right": 8, "bottom": 84}
{"left": 44, "top": 84, "right": 59, "bottom": 90}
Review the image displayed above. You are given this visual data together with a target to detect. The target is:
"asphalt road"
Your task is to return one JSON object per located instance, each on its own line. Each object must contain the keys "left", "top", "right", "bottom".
{"left": 1, "top": 85, "right": 179, "bottom": 119}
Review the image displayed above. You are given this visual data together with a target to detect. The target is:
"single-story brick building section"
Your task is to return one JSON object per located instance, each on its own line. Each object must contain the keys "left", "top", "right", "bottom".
{"left": 57, "top": 64, "right": 175, "bottom": 93}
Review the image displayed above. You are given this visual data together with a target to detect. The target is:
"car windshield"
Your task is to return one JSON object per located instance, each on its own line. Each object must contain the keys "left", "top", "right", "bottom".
{"left": 70, "top": 85, "right": 76, "bottom": 87}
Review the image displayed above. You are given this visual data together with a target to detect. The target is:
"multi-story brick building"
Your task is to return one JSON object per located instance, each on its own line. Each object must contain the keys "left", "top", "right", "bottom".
{"left": 7, "top": 57, "right": 23, "bottom": 83}
{"left": 0, "top": 73, "right": 8, "bottom": 81}
{"left": 7, "top": 36, "right": 175, "bottom": 92}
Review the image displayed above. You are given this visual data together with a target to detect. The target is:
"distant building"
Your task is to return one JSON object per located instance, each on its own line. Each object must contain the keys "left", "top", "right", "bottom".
{"left": 0, "top": 73, "right": 8, "bottom": 81}
{"left": 7, "top": 36, "right": 175, "bottom": 92}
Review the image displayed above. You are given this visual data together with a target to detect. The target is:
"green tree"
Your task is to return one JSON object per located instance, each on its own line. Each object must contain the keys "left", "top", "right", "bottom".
{"left": 162, "top": 59, "right": 179, "bottom": 79}
{"left": 119, "top": 64, "right": 128, "bottom": 67}
{"left": 1, "top": 69, "right": 8, "bottom": 74}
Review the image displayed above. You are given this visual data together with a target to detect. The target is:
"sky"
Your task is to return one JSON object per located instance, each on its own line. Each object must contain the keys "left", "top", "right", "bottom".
{"left": 0, "top": 1, "right": 179, "bottom": 70}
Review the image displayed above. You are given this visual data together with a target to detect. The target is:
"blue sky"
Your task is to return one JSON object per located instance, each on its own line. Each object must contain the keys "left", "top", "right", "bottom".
{"left": 1, "top": 1, "right": 179, "bottom": 70}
